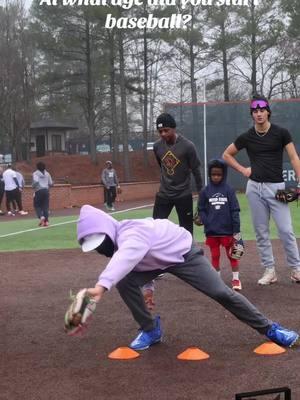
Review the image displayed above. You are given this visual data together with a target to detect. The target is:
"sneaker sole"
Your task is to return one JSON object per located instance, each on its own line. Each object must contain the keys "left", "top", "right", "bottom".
{"left": 291, "top": 278, "right": 300, "bottom": 283}
{"left": 130, "top": 337, "right": 162, "bottom": 351}
{"left": 289, "top": 334, "right": 300, "bottom": 348}
{"left": 233, "top": 287, "right": 242, "bottom": 291}
{"left": 258, "top": 278, "right": 278, "bottom": 285}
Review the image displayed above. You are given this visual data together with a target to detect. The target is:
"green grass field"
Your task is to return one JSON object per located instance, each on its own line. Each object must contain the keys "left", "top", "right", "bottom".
{"left": 0, "top": 194, "right": 299, "bottom": 252}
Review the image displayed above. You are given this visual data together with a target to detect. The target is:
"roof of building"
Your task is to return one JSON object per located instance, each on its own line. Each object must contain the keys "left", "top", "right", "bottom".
{"left": 30, "top": 120, "right": 78, "bottom": 130}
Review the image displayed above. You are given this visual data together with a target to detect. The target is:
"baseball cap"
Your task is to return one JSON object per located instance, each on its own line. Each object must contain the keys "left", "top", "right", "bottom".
{"left": 156, "top": 113, "right": 176, "bottom": 130}
{"left": 81, "top": 233, "right": 106, "bottom": 252}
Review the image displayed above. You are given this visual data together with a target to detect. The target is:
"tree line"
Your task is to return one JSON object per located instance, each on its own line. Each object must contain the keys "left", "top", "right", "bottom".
{"left": 0, "top": 0, "right": 299, "bottom": 180}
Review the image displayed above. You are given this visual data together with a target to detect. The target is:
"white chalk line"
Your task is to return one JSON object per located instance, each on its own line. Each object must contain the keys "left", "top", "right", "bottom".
{"left": 0, "top": 203, "right": 154, "bottom": 239}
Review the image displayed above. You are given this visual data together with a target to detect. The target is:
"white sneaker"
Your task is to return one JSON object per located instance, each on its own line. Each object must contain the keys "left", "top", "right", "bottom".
{"left": 291, "top": 270, "right": 300, "bottom": 283}
{"left": 7, "top": 211, "right": 15, "bottom": 216}
{"left": 258, "top": 268, "right": 277, "bottom": 285}
{"left": 18, "top": 210, "right": 28, "bottom": 215}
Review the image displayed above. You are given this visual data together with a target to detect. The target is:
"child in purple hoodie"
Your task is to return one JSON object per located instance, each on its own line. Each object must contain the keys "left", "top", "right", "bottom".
{"left": 76, "top": 204, "right": 299, "bottom": 351}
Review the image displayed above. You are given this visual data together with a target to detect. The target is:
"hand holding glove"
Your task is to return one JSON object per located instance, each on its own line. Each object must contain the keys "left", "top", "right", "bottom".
{"left": 229, "top": 233, "right": 244, "bottom": 260}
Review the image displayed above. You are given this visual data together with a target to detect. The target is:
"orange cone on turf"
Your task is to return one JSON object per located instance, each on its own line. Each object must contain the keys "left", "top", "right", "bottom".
{"left": 108, "top": 347, "right": 140, "bottom": 360}
{"left": 254, "top": 342, "right": 286, "bottom": 355}
{"left": 177, "top": 347, "right": 210, "bottom": 361}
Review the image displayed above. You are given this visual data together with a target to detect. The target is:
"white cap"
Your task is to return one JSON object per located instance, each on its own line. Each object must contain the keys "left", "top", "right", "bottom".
{"left": 81, "top": 233, "right": 106, "bottom": 252}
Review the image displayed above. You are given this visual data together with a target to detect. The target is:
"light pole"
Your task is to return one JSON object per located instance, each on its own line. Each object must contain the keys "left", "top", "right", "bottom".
{"left": 203, "top": 78, "right": 208, "bottom": 186}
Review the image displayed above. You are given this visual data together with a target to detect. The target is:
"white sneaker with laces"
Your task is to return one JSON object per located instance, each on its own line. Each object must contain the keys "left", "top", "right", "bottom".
{"left": 19, "top": 210, "right": 28, "bottom": 215}
{"left": 258, "top": 268, "right": 277, "bottom": 285}
{"left": 291, "top": 269, "right": 300, "bottom": 283}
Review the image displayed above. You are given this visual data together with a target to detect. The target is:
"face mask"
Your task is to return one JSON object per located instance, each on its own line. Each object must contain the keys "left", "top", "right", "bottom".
{"left": 95, "top": 235, "right": 115, "bottom": 257}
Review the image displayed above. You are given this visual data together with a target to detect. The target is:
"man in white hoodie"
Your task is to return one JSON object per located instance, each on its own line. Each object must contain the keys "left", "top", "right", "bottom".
{"left": 3, "top": 164, "right": 28, "bottom": 216}
{"left": 32, "top": 162, "right": 53, "bottom": 227}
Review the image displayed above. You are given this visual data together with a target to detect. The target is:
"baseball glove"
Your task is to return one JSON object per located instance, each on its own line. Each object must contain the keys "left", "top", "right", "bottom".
{"left": 193, "top": 210, "right": 203, "bottom": 226}
{"left": 64, "top": 289, "right": 97, "bottom": 336}
{"left": 275, "top": 188, "right": 299, "bottom": 203}
{"left": 229, "top": 233, "right": 244, "bottom": 260}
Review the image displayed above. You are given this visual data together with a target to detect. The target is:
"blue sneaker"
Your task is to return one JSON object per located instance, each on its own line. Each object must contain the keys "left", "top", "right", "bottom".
{"left": 130, "top": 316, "right": 162, "bottom": 350}
{"left": 266, "top": 323, "right": 299, "bottom": 347}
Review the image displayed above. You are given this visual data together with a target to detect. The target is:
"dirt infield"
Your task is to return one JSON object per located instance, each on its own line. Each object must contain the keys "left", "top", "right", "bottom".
{"left": 2, "top": 241, "right": 300, "bottom": 400}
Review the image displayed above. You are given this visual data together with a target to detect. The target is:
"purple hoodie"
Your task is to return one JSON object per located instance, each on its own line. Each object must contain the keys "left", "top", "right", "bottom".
{"left": 77, "top": 205, "right": 192, "bottom": 290}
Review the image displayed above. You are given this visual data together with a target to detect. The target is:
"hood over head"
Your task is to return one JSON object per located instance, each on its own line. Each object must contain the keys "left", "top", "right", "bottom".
{"left": 77, "top": 205, "right": 119, "bottom": 251}
{"left": 35, "top": 169, "right": 46, "bottom": 178}
{"left": 208, "top": 158, "right": 227, "bottom": 183}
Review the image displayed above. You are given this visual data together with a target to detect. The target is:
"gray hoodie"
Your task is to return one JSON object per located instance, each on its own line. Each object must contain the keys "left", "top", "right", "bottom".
{"left": 32, "top": 170, "right": 53, "bottom": 191}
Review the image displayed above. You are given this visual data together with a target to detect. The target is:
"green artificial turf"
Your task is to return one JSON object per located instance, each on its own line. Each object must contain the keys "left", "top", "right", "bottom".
{"left": 0, "top": 194, "right": 299, "bottom": 252}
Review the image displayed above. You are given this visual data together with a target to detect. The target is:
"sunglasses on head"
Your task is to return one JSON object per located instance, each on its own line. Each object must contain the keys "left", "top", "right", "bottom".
{"left": 250, "top": 100, "right": 269, "bottom": 110}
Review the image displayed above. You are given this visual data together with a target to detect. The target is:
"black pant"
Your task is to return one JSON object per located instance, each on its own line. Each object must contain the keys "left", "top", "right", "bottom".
{"left": 0, "top": 181, "right": 4, "bottom": 208}
{"left": 5, "top": 188, "right": 22, "bottom": 212}
{"left": 153, "top": 194, "right": 194, "bottom": 235}
{"left": 34, "top": 189, "right": 50, "bottom": 221}
{"left": 104, "top": 186, "right": 117, "bottom": 208}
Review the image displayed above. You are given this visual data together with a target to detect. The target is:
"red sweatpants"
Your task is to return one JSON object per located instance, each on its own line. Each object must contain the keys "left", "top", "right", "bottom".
{"left": 205, "top": 236, "right": 239, "bottom": 270}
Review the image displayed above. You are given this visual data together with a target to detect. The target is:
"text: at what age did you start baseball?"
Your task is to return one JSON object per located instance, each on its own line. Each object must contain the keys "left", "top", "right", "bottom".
{"left": 38, "top": 0, "right": 261, "bottom": 28}
{"left": 39, "top": 0, "right": 261, "bottom": 8}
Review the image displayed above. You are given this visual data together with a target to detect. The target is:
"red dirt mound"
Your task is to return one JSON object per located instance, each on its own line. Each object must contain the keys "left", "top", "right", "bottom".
{"left": 16, "top": 151, "right": 160, "bottom": 185}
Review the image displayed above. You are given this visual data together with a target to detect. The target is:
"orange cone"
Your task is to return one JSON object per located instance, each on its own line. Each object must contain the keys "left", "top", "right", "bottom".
{"left": 108, "top": 347, "right": 140, "bottom": 360}
{"left": 177, "top": 347, "right": 210, "bottom": 361}
{"left": 254, "top": 342, "right": 286, "bottom": 355}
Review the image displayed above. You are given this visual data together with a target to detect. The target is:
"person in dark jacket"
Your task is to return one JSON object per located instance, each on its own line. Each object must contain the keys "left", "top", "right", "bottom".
{"left": 143, "top": 112, "right": 203, "bottom": 310}
{"left": 198, "top": 159, "right": 243, "bottom": 291}
{"left": 153, "top": 113, "right": 202, "bottom": 235}
{"left": 101, "top": 161, "right": 120, "bottom": 211}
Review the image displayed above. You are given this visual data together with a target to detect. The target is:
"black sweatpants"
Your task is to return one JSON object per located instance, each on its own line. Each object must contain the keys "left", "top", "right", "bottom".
{"left": 0, "top": 181, "right": 4, "bottom": 208}
{"left": 153, "top": 194, "right": 194, "bottom": 235}
{"left": 104, "top": 186, "right": 117, "bottom": 208}
{"left": 5, "top": 188, "right": 22, "bottom": 212}
{"left": 34, "top": 189, "right": 50, "bottom": 221}
{"left": 117, "top": 244, "right": 271, "bottom": 335}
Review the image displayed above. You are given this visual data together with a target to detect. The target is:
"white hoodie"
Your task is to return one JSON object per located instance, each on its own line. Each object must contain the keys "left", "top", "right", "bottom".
{"left": 32, "top": 170, "right": 53, "bottom": 191}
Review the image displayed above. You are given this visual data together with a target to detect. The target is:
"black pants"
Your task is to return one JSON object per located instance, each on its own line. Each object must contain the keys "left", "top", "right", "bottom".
{"left": 34, "top": 189, "right": 50, "bottom": 221}
{"left": 5, "top": 188, "right": 22, "bottom": 212}
{"left": 0, "top": 181, "right": 4, "bottom": 209}
{"left": 104, "top": 186, "right": 117, "bottom": 208}
{"left": 153, "top": 194, "right": 194, "bottom": 235}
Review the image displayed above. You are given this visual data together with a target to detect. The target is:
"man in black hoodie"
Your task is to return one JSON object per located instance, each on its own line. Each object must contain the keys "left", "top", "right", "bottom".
{"left": 198, "top": 159, "right": 243, "bottom": 290}
{"left": 143, "top": 113, "right": 203, "bottom": 309}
